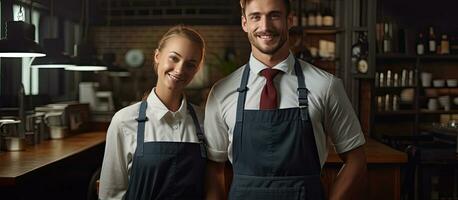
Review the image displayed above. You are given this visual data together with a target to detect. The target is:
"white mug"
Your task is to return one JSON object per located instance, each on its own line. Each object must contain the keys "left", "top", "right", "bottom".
{"left": 428, "top": 98, "right": 438, "bottom": 111}
{"left": 421, "top": 72, "right": 433, "bottom": 87}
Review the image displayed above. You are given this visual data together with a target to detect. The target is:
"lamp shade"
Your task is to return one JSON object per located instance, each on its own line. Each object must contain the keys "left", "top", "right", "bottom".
{"left": 103, "top": 53, "right": 130, "bottom": 77}
{"left": 0, "top": 21, "right": 46, "bottom": 57}
{"left": 66, "top": 44, "right": 107, "bottom": 71}
{"left": 31, "top": 38, "right": 75, "bottom": 68}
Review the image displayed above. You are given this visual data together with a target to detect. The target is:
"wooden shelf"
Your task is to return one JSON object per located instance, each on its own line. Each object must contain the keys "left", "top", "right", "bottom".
{"left": 301, "top": 27, "right": 343, "bottom": 34}
{"left": 418, "top": 55, "right": 458, "bottom": 61}
{"left": 376, "top": 86, "right": 416, "bottom": 89}
{"left": 419, "top": 109, "right": 458, "bottom": 115}
{"left": 376, "top": 54, "right": 417, "bottom": 60}
{"left": 376, "top": 54, "right": 458, "bottom": 61}
{"left": 352, "top": 26, "right": 368, "bottom": 32}
{"left": 375, "top": 110, "right": 417, "bottom": 115}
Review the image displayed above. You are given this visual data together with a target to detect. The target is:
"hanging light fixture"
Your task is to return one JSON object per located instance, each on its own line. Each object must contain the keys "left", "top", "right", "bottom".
{"left": 103, "top": 53, "right": 130, "bottom": 77}
{"left": 31, "top": 38, "right": 75, "bottom": 68}
{"left": 0, "top": 20, "right": 46, "bottom": 57}
{"left": 31, "top": 0, "right": 74, "bottom": 68}
{"left": 66, "top": 44, "right": 106, "bottom": 71}
{"left": 67, "top": 0, "right": 106, "bottom": 71}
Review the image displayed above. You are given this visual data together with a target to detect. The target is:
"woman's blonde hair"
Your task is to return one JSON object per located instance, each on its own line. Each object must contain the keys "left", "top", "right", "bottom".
{"left": 156, "top": 25, "right": 206, "bottom": 67}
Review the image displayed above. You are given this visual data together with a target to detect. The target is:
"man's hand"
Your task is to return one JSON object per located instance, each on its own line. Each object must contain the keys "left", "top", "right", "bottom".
{"left": 329, "top": 146, "right": 368, "bottom": 200}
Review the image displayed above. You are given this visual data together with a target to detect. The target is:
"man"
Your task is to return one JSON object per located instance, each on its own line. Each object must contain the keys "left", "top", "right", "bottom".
{"left": 204, "top": 0, "right": 367, "bottom": 199}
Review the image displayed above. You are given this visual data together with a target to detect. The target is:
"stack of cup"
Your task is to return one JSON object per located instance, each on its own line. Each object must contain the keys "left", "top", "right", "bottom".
{"left": 438, "top": 96, "right": 451, "bottom": 111}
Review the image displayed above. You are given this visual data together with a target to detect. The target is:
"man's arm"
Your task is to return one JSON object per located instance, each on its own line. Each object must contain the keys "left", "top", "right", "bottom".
{"left": 205, "top": 161, "right": 227, "bottom": 200}
{"left": 329, "top": 146, "right": 368, "bottom": 200}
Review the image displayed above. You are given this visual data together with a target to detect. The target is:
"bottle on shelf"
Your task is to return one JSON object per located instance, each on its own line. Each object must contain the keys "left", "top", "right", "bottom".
{"left": 386, "top": 70, "right": 392, "bottom": 87}
{"left": 315, "top": 3, "right": 323, "bottom": 27}
{"left": 428, "top": 26, "right": 436, "bottom": 54}
{"left": 301, "top": 8, "right": 307, "bottom": 27}
{"left": 393, "top": 95, "right": 399, "bottom": 111}
{"left": 383, "top": 22, "right": 392, "bottom": 53}
{"left": 322, "top": 7, "right": 334, "bottom": 27}
{"left": 416, "top": 33, "right": 425, "bottom": 55}
{"left": 440, "top": 34, "right": 450, "bottom": 54}
{"left": 401, "top": 69, "right": 407, "bottom": 87}
{"left": 307, "top": 8, "right": 316, "bottom": 27}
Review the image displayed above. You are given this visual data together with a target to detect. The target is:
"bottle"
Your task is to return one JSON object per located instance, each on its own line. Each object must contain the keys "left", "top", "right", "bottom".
{"left": 428, "top": 26, "right": 436, "bottom": 54}
{"left": 401, "top": 69, "right": 407, "bottom": 87}
{"left": 393, "top": 95, "right": 399, "bottom": 111}
{"left": 315, "top": 4, "right": 323, "bottom": 27}
{"left": 393, "top": 73, "right": 399, "bottom": 87}
{"left": 380, "top": 72, "right": 385, "bottom": 87}
{"left": 386, "top": 70, "right": 392, "bottom": 87}
{"left": 385, "top": 94, "right": 391, "bottom": 111}
{"left": 416, "top": 33, "right": 425, "bottom": 55}
{"left": 307, "top": 9, "right": 316, "bottom": 27}
{"left": 301, "top": 9, "right": 307, "bottom": 27}
{"left": 440, "top": 34, "right": 450, "bottom": 54}
{"left": 375, "top": 72, "right": 380, "bottom": 87}
{"left": 322, "top": 7, "right": 334, "bottom": 26}
{"left": 383, "top": 23, "right": 392, "bottom": 53}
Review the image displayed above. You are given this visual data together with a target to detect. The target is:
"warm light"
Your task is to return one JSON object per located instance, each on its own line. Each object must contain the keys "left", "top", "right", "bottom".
{"left": 0, "top": 52, "right": 46, "bottom": 57}
{"left": 65, "top": 65, "right": 107, "bottom": 71}
{"left": 31, "top": 64, "right": 74, "bottom": 69}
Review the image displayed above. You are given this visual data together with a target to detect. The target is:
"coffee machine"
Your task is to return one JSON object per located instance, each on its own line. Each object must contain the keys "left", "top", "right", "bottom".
{"left": 36, "top": 102, "right": 91, "bottom": 139}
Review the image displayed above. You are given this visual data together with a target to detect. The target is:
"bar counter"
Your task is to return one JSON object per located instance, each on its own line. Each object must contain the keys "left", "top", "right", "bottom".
{"left": 0, "top": 131, "right": 106, "bottom": 200}
{"left": 0, "top": 132, "right": 406, "bottom": 200}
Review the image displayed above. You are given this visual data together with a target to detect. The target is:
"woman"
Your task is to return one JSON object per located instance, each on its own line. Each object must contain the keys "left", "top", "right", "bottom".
{"left": 99, "top": 25, "right": 206, "bottom": 200}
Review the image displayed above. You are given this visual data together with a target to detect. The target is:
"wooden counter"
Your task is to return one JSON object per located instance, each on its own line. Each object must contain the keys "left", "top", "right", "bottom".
{"left": 326, "top": 138, "right": 408, "bottom": 163}
{"left": 322, "top": 138, "right": 407, "bottom": 200}
{"left": 0, "top": 131, "right": 106, "bottom": 200}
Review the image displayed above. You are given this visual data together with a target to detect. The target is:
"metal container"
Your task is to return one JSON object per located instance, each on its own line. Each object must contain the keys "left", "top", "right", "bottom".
{"left": 1, "top": 137, "right": 25, "bottom": 151}
{"left": 0, "top": 119, "right": 24, "bottom": 137}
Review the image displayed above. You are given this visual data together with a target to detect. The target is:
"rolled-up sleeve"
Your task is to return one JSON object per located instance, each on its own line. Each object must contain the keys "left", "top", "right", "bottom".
{"left": 325, "top": 77, "right": 366, "bottom": 154}
{"left": 204, "top": 88, "right": 229, "bottom": 163}
{"left": 99, "top": 113, "right": 129, "bottom": 200}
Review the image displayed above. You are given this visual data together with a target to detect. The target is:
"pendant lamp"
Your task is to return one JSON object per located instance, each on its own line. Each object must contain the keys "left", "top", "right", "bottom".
{"left": 65, "top": 44, "right": 107, "bottom": 71}
{"left": 31, "top": 38, "right": 75, "bottom": 68}
{"left": 0, "top": 21, "right": 46, "bottom": 57}
{"left": 103, "top": 53, "right": 130, "bottom": 77}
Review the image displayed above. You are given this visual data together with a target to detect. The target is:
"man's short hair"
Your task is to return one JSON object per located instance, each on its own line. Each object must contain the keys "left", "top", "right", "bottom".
{"left": 240, "top": 0, "right": 291, "bottom": 16}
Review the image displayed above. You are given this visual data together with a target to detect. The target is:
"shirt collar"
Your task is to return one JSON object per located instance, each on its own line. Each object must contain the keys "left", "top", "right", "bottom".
{"left": 146, "top": 88, "right": 187, "bottom": 121}
{"left": 248, "top": 52, "right": 295, "bottom": 75}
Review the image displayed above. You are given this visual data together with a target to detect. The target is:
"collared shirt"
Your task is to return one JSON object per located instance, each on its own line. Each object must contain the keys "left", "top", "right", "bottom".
{"left": 204, "top": 53, "right": 366, "bottom": 166}
{"left": 99, "top": 88, "right": 203, "bottom": 200}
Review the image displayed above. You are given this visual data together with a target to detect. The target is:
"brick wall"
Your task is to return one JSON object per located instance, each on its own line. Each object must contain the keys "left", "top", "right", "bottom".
{"left": 90, "top": 25, "right": 251, "bottom": 105}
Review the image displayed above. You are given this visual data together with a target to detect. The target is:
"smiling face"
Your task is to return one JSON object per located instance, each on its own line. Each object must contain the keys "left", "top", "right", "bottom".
{"left": 154, "top": 35, "right": 203, "bottom": 95}
{"left": 242, "top": 0, "right": 292, "bottom": 57}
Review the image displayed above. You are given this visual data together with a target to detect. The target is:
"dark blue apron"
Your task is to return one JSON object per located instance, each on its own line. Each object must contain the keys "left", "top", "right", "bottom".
{"left": 125, "top": 101, "right": 206, "bottom": 200}
{"left": 228, "top": 59, "right": 324, "bottom": 200}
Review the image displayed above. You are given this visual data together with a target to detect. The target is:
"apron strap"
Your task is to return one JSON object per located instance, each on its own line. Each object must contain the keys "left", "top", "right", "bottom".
{"left": 135, "top": 100, "right": 149, "bottom": 157}
{"left": 187, "top": 102, "right": 207, "bottom": 159}
{"left": 293, "top": 59, "right": 310, "bottom": 122}
{"left": 236, "top": 64, "right": 250, "bottom": 123}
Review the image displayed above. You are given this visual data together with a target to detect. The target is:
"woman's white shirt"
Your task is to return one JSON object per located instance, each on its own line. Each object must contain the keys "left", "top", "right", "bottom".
{"left": 98, "top": 88, "right": 203, "bottom": 200}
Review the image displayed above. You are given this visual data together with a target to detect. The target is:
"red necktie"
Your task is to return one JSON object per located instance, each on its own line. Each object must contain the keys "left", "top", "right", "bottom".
{"left": 260, "top": 68, "right": 280, "bottom": 110}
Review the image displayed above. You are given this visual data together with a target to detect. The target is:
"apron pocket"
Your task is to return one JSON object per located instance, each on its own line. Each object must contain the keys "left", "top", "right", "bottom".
{"left": 231, "top": 186, "right": 305, "bottom": 200}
